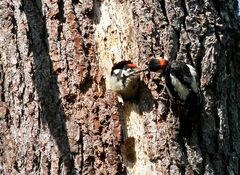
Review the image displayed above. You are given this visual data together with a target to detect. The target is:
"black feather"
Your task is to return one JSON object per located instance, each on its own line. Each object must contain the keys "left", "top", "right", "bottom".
{"left": 111, "top": 60, "right": 132, "bottom": 75}
{"left": 149, "top": 59, "right": 161, "bottom": 71}
{"left": 167, "top": 61, "right": 193, "bottom": 89}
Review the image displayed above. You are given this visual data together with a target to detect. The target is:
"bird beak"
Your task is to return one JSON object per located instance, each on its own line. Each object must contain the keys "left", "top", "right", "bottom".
{"left": 127, "top": 67, "right": 148, "bottom": 76}
{"left": 134, "top": 67, "right": 149, "bottom": 74}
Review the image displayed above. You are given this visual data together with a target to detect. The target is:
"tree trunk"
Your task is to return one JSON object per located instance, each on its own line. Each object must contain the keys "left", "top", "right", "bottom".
{"left": 0, "top": 0, "right": 240, "bottom": 174}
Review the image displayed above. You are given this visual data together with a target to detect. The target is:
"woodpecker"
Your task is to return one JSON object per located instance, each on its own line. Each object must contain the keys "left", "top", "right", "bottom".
{"left": 148, "top": 57, "right": 198, "bottom": 101}
{"left": 149, "top": 57, "right": 199, "bottom": 138}
{"left": 110, "top": 61, "right": 141, "bottom": 100}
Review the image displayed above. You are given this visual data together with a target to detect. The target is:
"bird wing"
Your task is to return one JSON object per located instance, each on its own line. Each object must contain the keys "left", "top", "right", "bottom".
{"left": 169, "top": 61, "right": 193, "bottom": 88}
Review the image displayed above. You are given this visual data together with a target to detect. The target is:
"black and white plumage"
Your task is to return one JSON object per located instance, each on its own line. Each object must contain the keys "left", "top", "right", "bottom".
{"left": 149, "top": 57, "right": 199, "bottom": 138}
{"left": 110, "top": 61, "right": 140, "bottom": 99}
{"left": 149, "top": 57, "right": 198, "bottom": 101}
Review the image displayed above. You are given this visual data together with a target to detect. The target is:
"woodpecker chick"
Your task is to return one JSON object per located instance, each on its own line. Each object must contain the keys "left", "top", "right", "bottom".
{"left": 149, "top": 57, "right": 198, "bottom": 101}
{"left": 110, "top": 61, "right": 141, "bottom": 100}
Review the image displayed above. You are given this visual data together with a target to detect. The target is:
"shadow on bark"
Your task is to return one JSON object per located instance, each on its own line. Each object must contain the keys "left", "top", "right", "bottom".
{"left": 138, "top": 81, "right": 154, "bottom": 114}
{"left": 23, "top": 0, "right": 75, "bottom": 173}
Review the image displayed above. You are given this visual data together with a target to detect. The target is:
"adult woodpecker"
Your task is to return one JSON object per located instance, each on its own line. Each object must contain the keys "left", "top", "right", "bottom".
{"left": 148, "top": 57, "right": 198, "bottom": 101}
{"left": 110, "top": 61, "right": 142, "bottom": 100}
{"left": 149, "top": 57, "right": 199, "bottom": 138}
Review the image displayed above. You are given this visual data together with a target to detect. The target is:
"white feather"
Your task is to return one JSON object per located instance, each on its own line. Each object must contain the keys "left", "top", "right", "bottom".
{"left": 121, "top": 68, "right": 132, "bottom": 77}
{"left": 186, "top": 64, "right": 198, "bottom": 93}
{"left": 110, "top": 74, "right": 124, "bottom": 91}
{"left": 170, "top": 74, "right": 189, "bottom": 100}
{"left": 110, "top": 71, "right": 139, "bottom": 99}
{"left": 112, "top": 69, "right": 121, "bottom": 75}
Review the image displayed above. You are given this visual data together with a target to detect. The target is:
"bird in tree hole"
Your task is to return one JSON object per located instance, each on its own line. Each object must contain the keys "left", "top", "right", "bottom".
{"left": 110, "top": 61, "right": 144, "bottom": 101}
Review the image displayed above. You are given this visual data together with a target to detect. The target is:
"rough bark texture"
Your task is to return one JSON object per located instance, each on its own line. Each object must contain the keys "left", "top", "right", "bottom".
{"left": 0, "top": 0, "right": 240, "bottom": 174}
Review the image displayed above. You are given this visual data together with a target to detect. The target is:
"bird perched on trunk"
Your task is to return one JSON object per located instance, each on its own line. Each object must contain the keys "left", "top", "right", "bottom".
{"left": 148, "top": 57, "right": 198, "bottom": 101}
{"left": 110, "top": 61, "right": 142, "bottom": 100}
{"left": 148, "top": 57, "right": 199, "bottom": 138}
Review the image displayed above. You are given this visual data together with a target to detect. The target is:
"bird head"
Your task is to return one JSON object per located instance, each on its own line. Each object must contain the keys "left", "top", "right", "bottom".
{"left": 111, "top": 61, "right": 139, "bottom": 77}
{"left": 122, "top": 63, "right": 139, "bottom": 77}
{"left": 148, "top": 57, "right": 168, "bottom": 72}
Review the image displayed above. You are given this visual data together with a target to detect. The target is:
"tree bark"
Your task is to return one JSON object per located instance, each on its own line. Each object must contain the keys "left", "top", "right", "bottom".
{"left": 0, "top": 0, "right": 240, "bottom": 174}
